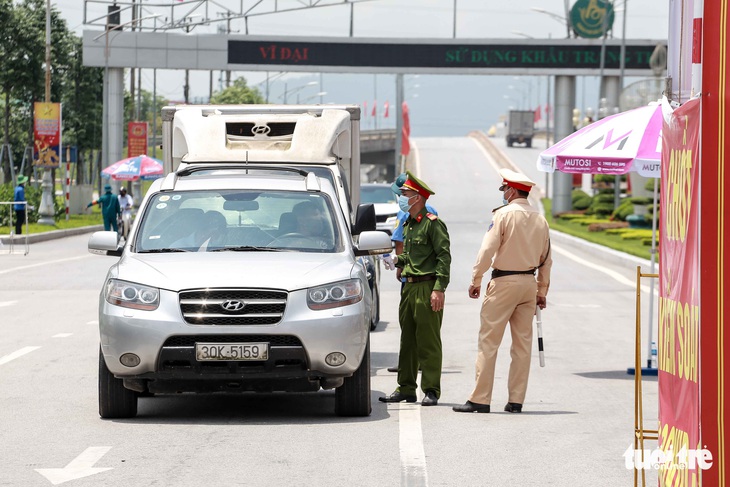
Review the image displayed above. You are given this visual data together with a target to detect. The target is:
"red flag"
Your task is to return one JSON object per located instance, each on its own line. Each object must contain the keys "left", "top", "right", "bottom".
{"left": 534, "top": 106, "right": 542, "bottom": 123}
{"left": 372, "top": 100, "right": 377, "bottom": 117}
{"left": 363, "top": 101, "right": 368, "bottom": 117}
{"left": 401, "top": 101, "right": 411, "bottom": 156}
{"left": 545, "top": 103, "right": 551, "bottom": 116}
{"left": 383, "top": 101, "right": 390, "bottom": 118}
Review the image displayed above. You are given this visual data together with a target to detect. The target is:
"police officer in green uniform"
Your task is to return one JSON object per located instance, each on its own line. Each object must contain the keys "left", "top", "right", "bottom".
{"left": 379, "top": 171, "right": 451, "bottom": 406}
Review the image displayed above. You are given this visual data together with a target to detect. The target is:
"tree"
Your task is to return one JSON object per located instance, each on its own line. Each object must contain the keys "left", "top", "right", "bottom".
{"left": 209, "top": 78, "right": 265, "bottom": 105}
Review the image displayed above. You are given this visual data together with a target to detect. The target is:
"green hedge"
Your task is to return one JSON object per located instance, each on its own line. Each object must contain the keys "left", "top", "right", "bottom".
{"left": 0, "top": 182, "right": 64, "bottom": 228}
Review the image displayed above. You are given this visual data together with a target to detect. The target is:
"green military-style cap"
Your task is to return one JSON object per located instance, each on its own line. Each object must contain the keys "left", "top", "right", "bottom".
{"left": 401, "top": 170, "right": 435, "bottom": 199}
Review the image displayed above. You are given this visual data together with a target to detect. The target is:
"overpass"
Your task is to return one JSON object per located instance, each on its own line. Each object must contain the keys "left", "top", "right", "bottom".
{"left": 360, "top": 129, "right": 397, "bottom": 182}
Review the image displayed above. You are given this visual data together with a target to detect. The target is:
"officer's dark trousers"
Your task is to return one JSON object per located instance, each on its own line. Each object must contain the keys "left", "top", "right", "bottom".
{"left": 14, "top": 209, "right": 25, "bottom": 235}
{"left": 396, "top": 280, "right": 443, "bottom": 398}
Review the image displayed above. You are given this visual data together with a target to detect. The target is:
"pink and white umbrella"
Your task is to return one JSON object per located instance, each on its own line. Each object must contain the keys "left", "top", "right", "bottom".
{"left": 101, "top": 155, "right": 164, "bottom": 181}
{"left": 537, "top": 102, "right": 664, "bottom": 178}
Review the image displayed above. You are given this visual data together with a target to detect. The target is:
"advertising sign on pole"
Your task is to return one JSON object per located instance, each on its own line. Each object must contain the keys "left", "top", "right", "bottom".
{"left": 33, "top": 102, "right": 61, "bottom": 168}
{"left": 658, "top": 97, "right": 701, "bottom": 483}
{"left": 127, "top": 122, "right": 149, "bottom": 158}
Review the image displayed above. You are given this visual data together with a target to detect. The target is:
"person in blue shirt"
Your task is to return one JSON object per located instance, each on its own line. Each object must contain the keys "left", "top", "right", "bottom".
{"left": 382, "top": 173, "right": 438, "bottom": 373}
{"left": 13, "top": 175, "right": 28, "bottom": 235}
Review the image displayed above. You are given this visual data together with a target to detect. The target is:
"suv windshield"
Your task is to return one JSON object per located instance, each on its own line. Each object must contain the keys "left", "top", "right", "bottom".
{"left": 134, "top": 190, "right": 340, "bottom": 253}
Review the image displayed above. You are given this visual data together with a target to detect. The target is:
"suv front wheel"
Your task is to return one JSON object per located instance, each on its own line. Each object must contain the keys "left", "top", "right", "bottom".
{"left": 98, "top": 348, "right": 138, "bottom": 419}
{"left": 334, "top": 338, "right": 372, "bottom": 417}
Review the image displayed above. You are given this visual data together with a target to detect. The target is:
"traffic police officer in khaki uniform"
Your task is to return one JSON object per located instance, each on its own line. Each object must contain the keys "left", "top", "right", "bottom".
{"left": 379, "top": 171, "right": 451, "bottom": 407}
{"left": 454, "top": 168, "right": 552, "bottom": 414}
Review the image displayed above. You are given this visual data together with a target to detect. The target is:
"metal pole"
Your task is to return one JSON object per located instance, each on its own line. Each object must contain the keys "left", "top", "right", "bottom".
{"left": 453, "top": 0, "right": 457, "bottom": 38}
{"left": 152, "top": 68, "right": 157, "bottom": 159}
{"left": 647, "top": 177, "right": 658, "bottom": 368}
{"left": 38, "top": 0, "right": 55, "bottom": 225}
{"left": 395, "top": 74, "right": 404, "bottom": 177}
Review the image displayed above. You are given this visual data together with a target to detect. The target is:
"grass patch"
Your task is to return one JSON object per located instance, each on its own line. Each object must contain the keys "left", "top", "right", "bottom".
{"left": 18, "top": 213, "right": 102, "bottom": 235}
{"left": 543, "top": 198, "right": 653, "bottom": 261}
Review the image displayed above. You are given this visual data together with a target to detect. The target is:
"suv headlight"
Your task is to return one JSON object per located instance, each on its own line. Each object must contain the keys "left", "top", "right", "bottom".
{"left": 307, "top": 279, "right": 363, "bottom": 310}
{"left": 105, "top": 279, "right": 160, "bottom": 311}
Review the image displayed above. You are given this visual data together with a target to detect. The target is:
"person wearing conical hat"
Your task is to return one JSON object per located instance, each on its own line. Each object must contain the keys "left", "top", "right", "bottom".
{"left": 454, "top": 168, "right": 552, "bottom": 414}
{"left": 379, "top": 171, "right": 451, "bottom": 407}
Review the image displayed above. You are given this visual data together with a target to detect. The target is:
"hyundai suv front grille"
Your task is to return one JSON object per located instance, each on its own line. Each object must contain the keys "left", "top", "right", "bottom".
{"left": 179, "top": 289, "right": 287, "bottom": 325}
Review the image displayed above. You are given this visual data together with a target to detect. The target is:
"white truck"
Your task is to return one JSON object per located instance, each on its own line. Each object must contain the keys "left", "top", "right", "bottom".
{"left": 89, "top": 104, "right": 391, "bottom": 418}
{"left": 505, "top": 110, "right": 535, "bottom": 148}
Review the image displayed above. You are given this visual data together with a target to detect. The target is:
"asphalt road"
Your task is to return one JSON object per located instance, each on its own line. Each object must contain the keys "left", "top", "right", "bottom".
{"left": 0, "top": 136, "right": 658, "bottom": 486}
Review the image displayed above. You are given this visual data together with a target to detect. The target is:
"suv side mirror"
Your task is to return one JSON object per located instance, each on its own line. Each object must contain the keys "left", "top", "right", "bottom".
{"left": 352, "top": 203, "right": 376, "bottom": 235}
{"left": 88, "top": 231, "right": 123, "bottom": 257}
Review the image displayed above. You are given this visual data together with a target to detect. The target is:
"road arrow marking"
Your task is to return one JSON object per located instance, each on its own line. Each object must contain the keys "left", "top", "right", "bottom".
{"left": 0, "top": 346, "right": 41, "bottom": 366}
{"left": 35, "top": 447, "right": 113, "bottom": 485}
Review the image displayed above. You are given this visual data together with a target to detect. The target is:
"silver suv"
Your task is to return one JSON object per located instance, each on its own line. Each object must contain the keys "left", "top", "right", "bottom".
{"left": 89, "top": 166, "right": 391, "bottom": 418}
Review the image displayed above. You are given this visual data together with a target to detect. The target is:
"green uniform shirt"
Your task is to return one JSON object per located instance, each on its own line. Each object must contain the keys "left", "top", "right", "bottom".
{"left": 97, "top": 192, "right": 121, "bottom": 220}
{"left": 396, "top": 208, "right": 451, "bottom": 292}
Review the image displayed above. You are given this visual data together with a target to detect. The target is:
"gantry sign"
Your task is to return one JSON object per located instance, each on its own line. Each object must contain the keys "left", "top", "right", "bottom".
{"left": 82, "top": 32, "right": 663, "bottom": 76}
{"left": 229, "top": 38, "right": 659, "bottom": 74}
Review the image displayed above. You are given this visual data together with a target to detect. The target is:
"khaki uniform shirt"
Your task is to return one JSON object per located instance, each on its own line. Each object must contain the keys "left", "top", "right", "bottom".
{"left": 396, "top": 208, "right": 451, "bottom": 292}
{"left": 471, "top": 198, "right": 552, "bottom": 297}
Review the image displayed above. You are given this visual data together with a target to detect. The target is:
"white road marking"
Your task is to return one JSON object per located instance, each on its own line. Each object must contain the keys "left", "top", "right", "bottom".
{"left": 35, "top": 447, "right": 113, "bottom": 485}
{"left": 0, "top": 255, "right": 91, "bottom": 276}
{"left": 552, "top": 244, "right": 653, "bottom": 294}
{"left": 87, "top": 320, "right": 99, "bottom": 325}
{"left": 52, "top": 333, "right": 73, "bottom": 338}
{"left": 0, "top": 301, "right": 17, "bottom": 308}
{"left": 0, "top": 346, "right": 41, "bottom": 366}
{"left": 396, "top": 403, "right": 429, "bottom": 486}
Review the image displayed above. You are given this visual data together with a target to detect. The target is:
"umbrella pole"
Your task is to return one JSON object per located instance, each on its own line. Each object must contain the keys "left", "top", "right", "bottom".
{"left": 647, "top": 177, "right": 659, "bottom": 369}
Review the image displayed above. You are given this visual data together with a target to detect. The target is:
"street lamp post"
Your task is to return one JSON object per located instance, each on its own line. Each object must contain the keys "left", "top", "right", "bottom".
{"left": 280, "top": 80, "right": 318, "bottom": 104}
{"left": 37, "top": 0, "right": 55, "bottom": 224}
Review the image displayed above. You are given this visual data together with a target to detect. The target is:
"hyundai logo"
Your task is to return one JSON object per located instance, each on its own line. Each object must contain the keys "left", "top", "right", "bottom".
{"left": 221, "top": 300, "right": 245, "bottom": 312}
{"left": 251, "top": 124, "right": 271, "bottom": 136}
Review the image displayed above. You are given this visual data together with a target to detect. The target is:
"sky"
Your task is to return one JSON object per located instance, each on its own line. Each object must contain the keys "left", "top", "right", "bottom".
{"left": 54, "top": 0, "right": 669, "bottom": 136}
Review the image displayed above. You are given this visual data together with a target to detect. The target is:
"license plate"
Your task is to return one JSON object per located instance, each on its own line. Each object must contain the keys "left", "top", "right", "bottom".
{"left": 195, "top": 343, "right": 269, "bottom": 361}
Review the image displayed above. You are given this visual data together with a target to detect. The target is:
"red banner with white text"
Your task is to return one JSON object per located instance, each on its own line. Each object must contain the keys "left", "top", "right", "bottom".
{"left": 658, "top": 97, "right": 700, "bottom": 485}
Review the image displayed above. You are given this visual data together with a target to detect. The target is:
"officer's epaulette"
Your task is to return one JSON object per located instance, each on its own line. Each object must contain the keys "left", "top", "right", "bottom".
{"left": 426, "top": 213, "right": 438, "bottom": 221}
{"left": 492, "top": 204, "right": 508, "bottom": 213}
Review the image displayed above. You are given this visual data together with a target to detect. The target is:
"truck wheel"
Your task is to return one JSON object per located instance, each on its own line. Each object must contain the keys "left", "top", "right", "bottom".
{"left": 335, "top": 338, "right": 372, "bottom": 417}
{"left": 526, "top": 139, "right": 532, "bottom": 148}
{"left": 507, "top": 139, "right": 513, "bottom": 147}
{"left": 99, "top": 348, "right": 138, "bottom": 419}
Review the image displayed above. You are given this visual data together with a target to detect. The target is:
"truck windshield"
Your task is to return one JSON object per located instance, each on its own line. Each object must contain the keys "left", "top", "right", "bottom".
{"left": 134, "top": 190, "right": 341, "bottom": 253}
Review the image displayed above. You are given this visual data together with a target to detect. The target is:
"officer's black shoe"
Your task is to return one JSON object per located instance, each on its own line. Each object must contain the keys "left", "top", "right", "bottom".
{"left": 452, "top": 401, "right": 491, "bottom": 413}
{"left": 386, "top": 366, "right": 399, "bottom": 373}
{"left": 504, "top": 402, "right": 523, "bottom": 413}
{"left": 379, "top": 391, "right": 417, "bottom": 403}
{"left": 421, "top": 391, "right": 438, "bottom": 406}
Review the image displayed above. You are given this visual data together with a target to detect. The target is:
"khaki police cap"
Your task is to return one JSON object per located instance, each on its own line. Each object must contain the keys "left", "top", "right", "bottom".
{"left": 498, "top": 168, "right": 535, "bottom": 192}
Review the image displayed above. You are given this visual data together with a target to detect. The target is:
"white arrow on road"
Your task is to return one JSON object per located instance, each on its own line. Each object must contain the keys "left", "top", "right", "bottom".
{"left": 35, "top": 447, "right": 113, "bottom": 485}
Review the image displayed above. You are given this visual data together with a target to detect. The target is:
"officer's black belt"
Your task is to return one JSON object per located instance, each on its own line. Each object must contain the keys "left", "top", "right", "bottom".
{"left": 491, "top": 269, "right": 536, "bottom": 279}
{"left": 405, "top": 275, "right": 437, "bottom": 283}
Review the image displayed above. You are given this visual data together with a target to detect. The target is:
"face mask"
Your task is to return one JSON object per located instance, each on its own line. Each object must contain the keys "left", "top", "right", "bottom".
{"left": 502, "top": 187, "right": 510, "bottom": 205}
{"left": 398, "top": 194, "right": 415, "bottom": 213}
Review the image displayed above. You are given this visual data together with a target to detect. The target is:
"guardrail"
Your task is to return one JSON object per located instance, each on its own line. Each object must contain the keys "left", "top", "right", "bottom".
{"left": 0, "top": 201, "right": 29, "bottom": 255}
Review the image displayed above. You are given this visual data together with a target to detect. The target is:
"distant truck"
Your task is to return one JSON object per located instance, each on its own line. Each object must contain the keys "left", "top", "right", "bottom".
{"left": 505, "top": 110, "right": 535, "bottom": 148}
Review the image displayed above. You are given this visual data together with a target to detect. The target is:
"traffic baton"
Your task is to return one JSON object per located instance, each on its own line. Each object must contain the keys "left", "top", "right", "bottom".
{"left": 536, "top": 306, "right": 545, "bottom": 367}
